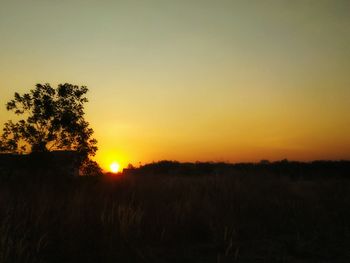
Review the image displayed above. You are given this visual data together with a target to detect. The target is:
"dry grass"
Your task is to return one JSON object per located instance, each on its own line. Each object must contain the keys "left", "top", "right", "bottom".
{"left": 0, "top": 173, "right": 349, "bottom": 262}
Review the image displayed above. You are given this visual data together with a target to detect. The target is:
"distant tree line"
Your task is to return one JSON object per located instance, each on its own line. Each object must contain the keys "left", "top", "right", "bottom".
{"left": 124, "top": 160, "right": 350, "bottom": 178}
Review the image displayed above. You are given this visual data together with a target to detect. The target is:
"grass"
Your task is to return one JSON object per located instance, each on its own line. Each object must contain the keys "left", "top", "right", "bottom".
{"left": 0, "top": 172, "right": 349, "bottom": 262}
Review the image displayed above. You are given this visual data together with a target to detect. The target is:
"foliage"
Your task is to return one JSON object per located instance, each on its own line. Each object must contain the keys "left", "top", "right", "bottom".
{"left": 80, "top": 159, "right": 103, "bottom": 176}
{"left": 0, "top": 83, "right": 97, "bottom": 161}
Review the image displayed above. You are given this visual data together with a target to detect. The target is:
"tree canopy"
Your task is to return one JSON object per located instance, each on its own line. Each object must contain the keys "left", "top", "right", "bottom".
{"left": 0, "top": 83, "right": 97, "bottom": 162}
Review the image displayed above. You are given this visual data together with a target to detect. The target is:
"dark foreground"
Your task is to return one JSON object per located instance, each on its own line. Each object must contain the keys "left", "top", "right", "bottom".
{"left": 1, "top": 171, "right": 350, "bottom": 263}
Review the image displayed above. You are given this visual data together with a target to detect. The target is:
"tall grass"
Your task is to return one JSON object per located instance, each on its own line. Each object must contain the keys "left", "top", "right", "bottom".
{"left": 0, "top": 173, "right": 349, "bottom": 262}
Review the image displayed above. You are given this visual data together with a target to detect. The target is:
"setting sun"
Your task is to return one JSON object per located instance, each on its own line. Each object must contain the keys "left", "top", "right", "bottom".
{"left": 110, "top": 162, "right": 120, "bottom": 173}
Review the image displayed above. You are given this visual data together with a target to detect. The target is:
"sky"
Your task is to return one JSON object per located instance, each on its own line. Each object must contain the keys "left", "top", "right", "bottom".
{"left": 0, "top": 0, "right": 350, "bottom": 170}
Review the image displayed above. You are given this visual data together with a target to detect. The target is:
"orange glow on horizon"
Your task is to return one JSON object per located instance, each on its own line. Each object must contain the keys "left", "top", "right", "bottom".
{"left": 94, "top": 149, "right": 130, "bottom": 173}
{"left": 1, "top": 1, "right": 350, "bottom": 165}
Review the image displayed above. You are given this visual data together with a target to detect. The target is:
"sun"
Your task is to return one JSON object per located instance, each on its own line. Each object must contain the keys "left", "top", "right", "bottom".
{"left": 110, "top": 162, "right": 120, "bottom": 173}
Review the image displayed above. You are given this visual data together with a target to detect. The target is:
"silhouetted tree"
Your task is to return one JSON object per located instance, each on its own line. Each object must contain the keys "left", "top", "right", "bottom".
{"left": 80, "top": 159, "right": 103, "bottom": 176}
{"left": 0, "top": 83, "right": 98, "bottom": 166}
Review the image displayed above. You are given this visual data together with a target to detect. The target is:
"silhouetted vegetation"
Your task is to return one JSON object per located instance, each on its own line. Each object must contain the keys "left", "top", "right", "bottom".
{"left": 125, "top": 160, "right": 350, "bottom": 179}
{"left": 0, "top": 83, "right": 101, "bottom": 175}
{"left": 0, "top": 163, "right": 350, "bottom": 262}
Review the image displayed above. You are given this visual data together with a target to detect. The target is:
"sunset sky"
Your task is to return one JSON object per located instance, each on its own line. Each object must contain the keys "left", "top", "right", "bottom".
{"left": 1, "top": 0, "right": 350, "bottom": 170}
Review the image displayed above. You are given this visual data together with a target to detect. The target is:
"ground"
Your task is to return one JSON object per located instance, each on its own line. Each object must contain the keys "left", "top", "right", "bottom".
{"left": 0, "top": 171, "right": 349, "bottom": 262}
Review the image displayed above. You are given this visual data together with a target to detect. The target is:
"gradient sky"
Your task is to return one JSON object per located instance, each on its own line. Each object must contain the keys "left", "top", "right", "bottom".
{"left": 1, "top": 0, "right": 350, "bottom": 170}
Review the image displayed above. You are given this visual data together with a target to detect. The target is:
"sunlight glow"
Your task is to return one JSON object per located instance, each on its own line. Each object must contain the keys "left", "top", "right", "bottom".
{"left": 110, "top": 162, "right": 120, "bottom": 173}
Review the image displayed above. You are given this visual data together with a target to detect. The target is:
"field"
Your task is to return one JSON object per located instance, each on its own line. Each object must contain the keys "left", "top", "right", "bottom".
{"left": 1, "top": 168, "right": 350, "bottom": 263}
